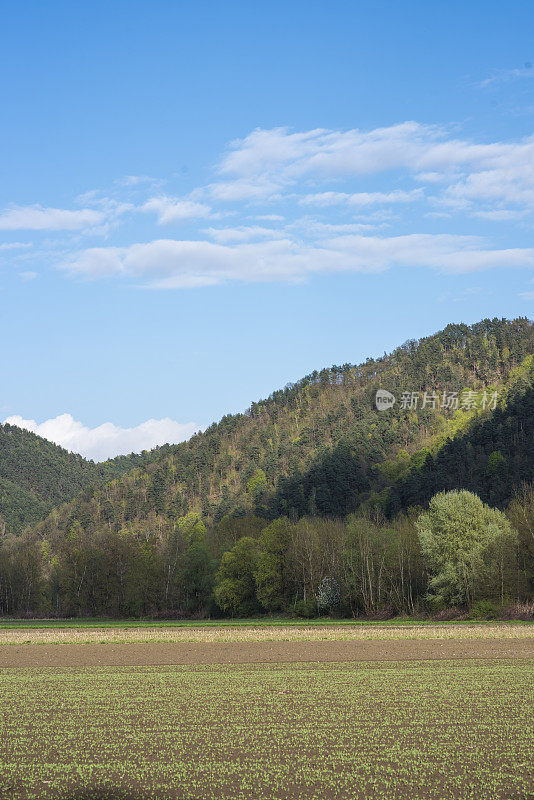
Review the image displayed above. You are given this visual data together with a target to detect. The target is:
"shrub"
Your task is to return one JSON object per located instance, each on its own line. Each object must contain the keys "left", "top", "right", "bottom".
{"left": 469, "top": 600, "right": 499, "bottom": 620}
{"left": 292, "top": 598, "right": 317, "bottom": 618}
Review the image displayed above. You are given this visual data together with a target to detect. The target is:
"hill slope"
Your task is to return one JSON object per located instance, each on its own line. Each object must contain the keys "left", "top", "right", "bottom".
{"left": 387, "top": 360, "right": 534, "bottom": 513}
{"left": 0, "top": 424, "right": 157, "bottom": 534}
{"left": 32, "top": 317, "right": 534, "bottom": 544}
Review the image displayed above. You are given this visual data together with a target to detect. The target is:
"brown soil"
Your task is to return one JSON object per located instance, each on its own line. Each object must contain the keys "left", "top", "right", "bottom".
{"left": 1, "top": 637, "right": 532, "bottom": 668}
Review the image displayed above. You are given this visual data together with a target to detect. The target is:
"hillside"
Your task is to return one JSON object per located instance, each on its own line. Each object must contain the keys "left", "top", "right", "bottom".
{"left": 0, "top": 424, "right": 157, "bottom": 534}
{"left": 276, "top": 350, "right": 534, "bottom": 519}
{"left": 32, "top": 317, "right": 534, "bottom": 543}
{"left": 1, "top": 316, "right": 532, "bottom": 619}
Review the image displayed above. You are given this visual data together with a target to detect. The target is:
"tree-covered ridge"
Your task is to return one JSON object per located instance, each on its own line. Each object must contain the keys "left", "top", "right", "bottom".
{"left": 0, "top": 424, "right": 158, "bottom": 534}
{"left": 32, "top": 317, "right": 533, "bottom": 544}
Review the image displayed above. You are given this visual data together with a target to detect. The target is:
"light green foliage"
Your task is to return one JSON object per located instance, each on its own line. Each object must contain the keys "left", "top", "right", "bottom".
{"left": 0, "top": 422, "right": 152, "bottom": 535}
{"left": 28, "top": 317, "right": 534, "bottom": 539}
{"left": 176, "top": 512, "right": 206, "bottom": 541}
{"left": 486, "top": 450, "right": 507, "bottom": 476}
{"left": 417, "top": 490, "right": 518, "bottom": 605}
{"left": 246, "top": 468, "right": 267, "bottom": 499}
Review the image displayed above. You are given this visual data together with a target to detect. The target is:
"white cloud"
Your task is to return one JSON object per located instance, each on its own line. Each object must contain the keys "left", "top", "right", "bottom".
{"left": 321, "top": 233, "right": 534, "bottom": 274}
{"left": 120, "top": 175, "right": 161, "bottom": 186}
{"left": 216, "top": 123, "right": 448, "bottom": 181}
{"left": 441, "top": 142, "right": 534, "bottom": 208}
{"left": 300, "top": 189, "right": 422, "bottom": 206}
{"left": 4, "top": 413, "right": 199, "bottom": 462}
{"left": 206, "top": 177, "right": 283, "bottom": 202}
{"left": 61, "top": 233, "right": 534, "bottom": 288}
{"left": 205, "top": 226, "right": 281, "bottom": 243}
{"left": 142, "top": 196, "right": 212, "bottom": 224}
{"left": 6, "top": 123, "right": 534, "bottom": 290}
{"left": 0, "top": 205, "right": 106, "bottom": 231}
{"left": 415, "top": 172, "right": 454, "bottom": 183}
{"left": 293, "top": 220, "right": 386, "bottom": 234}
{"left": 0, "top": 242, "right": 33, "bottom": 251}
{"left": 19, "top": 271, "right": 38, "bottom": 281}
{"left": 472, "top": 209, "right": 529, "bottom": 222}
{"left": 212, "top": 124, "right": 534, "bottom": 213}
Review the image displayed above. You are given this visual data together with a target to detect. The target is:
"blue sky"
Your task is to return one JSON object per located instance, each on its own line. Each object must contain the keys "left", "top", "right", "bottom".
{"left": 1, "top": 0, "right": 534, "bottom": 459}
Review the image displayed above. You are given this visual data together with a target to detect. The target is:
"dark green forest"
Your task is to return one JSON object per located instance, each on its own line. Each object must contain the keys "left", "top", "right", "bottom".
{"left": 0, "top": 317, "right": 533, "bottom": 618}
{"left": 0, "top": 423, "right": 166, "bottom": 535}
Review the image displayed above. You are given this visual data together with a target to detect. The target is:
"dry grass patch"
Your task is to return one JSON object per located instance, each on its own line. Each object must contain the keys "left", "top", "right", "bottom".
{"left": 1, "top": 623, "right": 532, "bottom": 645}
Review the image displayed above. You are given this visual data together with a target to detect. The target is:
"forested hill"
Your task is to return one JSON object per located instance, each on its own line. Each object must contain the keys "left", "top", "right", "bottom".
{"left": 32, "top": 317, "right": 534, "bottom": 545}
{"left": 0, "top": 424, "right": 156, "bottom": 534}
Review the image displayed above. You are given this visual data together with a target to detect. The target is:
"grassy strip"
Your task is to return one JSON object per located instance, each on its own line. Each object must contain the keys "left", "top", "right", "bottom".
{"left": 0, "top": 616, "right": 532, "bottom": 630}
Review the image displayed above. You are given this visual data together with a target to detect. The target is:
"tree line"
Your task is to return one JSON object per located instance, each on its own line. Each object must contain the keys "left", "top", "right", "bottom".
{"left": 1, "top": 486, "right": 531, "bottom": 618}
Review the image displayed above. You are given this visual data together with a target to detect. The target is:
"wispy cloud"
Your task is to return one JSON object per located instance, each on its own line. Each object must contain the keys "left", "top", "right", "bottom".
{"left": 472, "top": 209, "right": 529, "bottom": 222}
{"left": 0, "top": 205, "right": 106, "bottom": 231}
{"left": 118, "top": 174, "right": 164, "bottom": 187}
{"left": 204, "top": 226, "right": 281, "bottom": 243}
{"left": 61, "top": 233, "right": 534, "bottom": 289}
{"left": 4, "top": 122, "right": 534, "bottom": 289}
{"left": 211, "top": 124, "right": 534, "bottom": 214}
{"left": 0, "top": 242, "right": 33, "bottom": 250}
{"left": 18, "top": 271, "right": 38, "bottom": 282}
{"left": 519, "top": 278, "right": 534, "bottom": 301}
{"left": 478, "top": 64, "right": 534, "bottom": 88}
{"left": 205, "top": 177, "right": 283, "bottom": 202}
{"left": 142, "top": 196, "right": 212, "bottom": 224}
{"left": 437, "top": 286, "right": 484, "bottom": 303}
{"left": 299, "top": 189, "right": 422, "bottom": 207}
